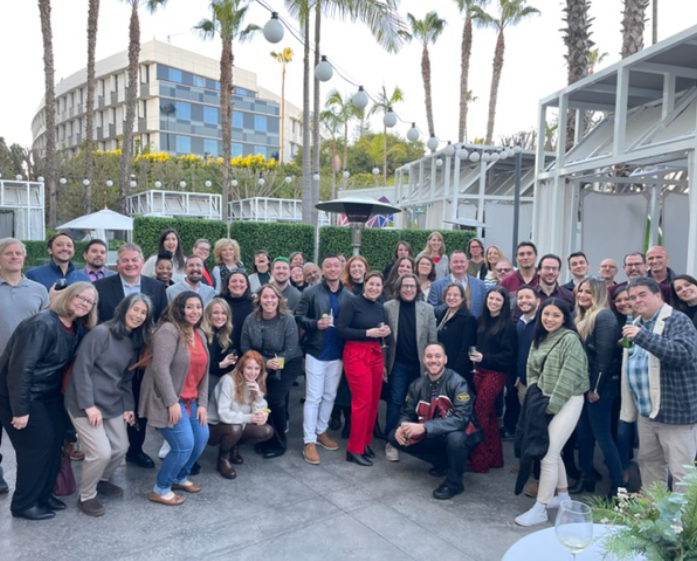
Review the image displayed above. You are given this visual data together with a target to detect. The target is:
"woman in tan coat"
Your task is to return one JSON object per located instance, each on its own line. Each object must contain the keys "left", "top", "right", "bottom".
{"left": 139, "top": 291, "right": 209, "bottom": 506}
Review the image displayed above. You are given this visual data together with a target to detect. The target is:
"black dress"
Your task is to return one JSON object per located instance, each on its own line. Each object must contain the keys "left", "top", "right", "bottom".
{"left": 224, "top": 293, "right": 254, "bottom": 357}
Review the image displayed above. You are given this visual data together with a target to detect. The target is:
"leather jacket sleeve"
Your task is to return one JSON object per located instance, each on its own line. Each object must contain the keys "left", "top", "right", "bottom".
{"left": 423, "top": 373, "right": 473, "bottom": 437}
{"left": 398, "top": 378, "right": 420, "bottom": 426}
{"left": 587, "top": 309, "right": 619, "bottom": 393}
{"left": 295, "top": 287, "right": 319, "bottom": 333}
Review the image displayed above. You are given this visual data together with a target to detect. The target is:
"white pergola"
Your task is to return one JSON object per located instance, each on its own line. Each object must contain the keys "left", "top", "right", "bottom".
{"left": 0, "top": 179, "right": 45, "bottom": 240}
{"left": 534, "top": 24, "right": 697, "bottom": 273}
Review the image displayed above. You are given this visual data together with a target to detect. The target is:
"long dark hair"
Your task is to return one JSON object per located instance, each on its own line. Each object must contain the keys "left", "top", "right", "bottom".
{"left": 385, "top": 256, "right": 415, "bottom": 299}
{"left": 106, "top": 292, "right": 154, "bottom": 349}
{"left": 157, "top": 228, "right": 185, "bottom": 270}
{"left": 159, "top": 291, "right": 204, "bottom": 344}
{"left": 672, "top": 274, "right": 697, "bottom": 313}
{"left": 222, "top": 270, "right": 253, "bottom": 301}
{"left": 532, "top": 298, "right": 576, "bottom": 347}
{"left": 477, "top": 286, "right": 511, "bottom": 337}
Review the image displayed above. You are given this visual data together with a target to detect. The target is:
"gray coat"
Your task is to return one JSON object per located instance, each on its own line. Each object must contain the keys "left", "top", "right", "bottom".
{"left": 138, "top": 323, "right": 209, "bottom": 428}
{"left": 384, "top": 299, "right": 438, "bottom": 375}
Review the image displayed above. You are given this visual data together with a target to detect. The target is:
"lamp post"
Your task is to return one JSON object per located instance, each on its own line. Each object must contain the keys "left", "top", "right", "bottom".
{"left": 315, "top": 197, "right": 402, "bottom": 256}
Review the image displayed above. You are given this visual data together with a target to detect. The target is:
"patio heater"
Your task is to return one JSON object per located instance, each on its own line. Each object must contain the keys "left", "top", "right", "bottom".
{"left": 315, "top": 197, "right": 402, "bottom": 256}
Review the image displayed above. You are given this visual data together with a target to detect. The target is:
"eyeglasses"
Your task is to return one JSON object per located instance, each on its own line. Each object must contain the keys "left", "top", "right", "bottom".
{"left": 74, "top": 295, "right": 95, "bottom": 306}
{"left": 496, "top": 268, "right": 512, "bottom": 274}
{"left": 401, "top": 285, "right": 417, "bottom": 290}
{"left": 540, "top": 266, "right": 559, "bottom": 271}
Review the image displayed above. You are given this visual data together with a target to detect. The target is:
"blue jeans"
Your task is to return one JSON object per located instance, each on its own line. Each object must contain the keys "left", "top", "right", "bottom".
{"left": 576, "top": 384, "right": 625, "bottom": 486}
{"left": 155, "top": 400, "right": 209, "bottom": 495}
{"left": 386, "top": 360, "right": 420, "bottom": 434}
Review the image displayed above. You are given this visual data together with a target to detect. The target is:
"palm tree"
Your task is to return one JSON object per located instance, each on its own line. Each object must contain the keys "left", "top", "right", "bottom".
{"left": 270, "top": 47, "right": 293, "bottom": 163}
{"left": 325, "top": 89, "right": 358, "bottom": 190}
{"left": 454, "top": 0, "right": 489, "bottom": 143}
{"left": 367, "top": 85, "right": 404, "bottom": 184}
{"left": 285, "top": 0, "right": 403, "bottom": 224}
{"left": 473, "top": 0, "right": 540, "bottom": 144}
{"left": 84, "top": 0, "right": 100, "bottom": 214}
{"left": 118, "top": 0, "right": 168, "bottom": 212}
{"left": 38, "top": 0, "right": 58, "bottom": 228}
{"left": 319, "top": 108, "right": 342, "bottom": 200}
{"left": 587, "top": 47, "right": 608, "bottom": 74}
{"left": 400, "top": 12, "right": 447, "bottom": 139}
{"left": 195, "top": 0, "right": 259, "bottom": 220}
{"left": 652, "top": 0, "right": 657, "bottom": 44}
{"left": 621, "top": 0, "right": 649, "bottom": 58}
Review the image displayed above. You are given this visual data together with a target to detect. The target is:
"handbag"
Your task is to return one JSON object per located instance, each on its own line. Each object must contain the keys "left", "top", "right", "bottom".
{"left": 53, "top": 449, "right": 76, "bottom": 496}
{"left": 464, "top": 411, "right": 484, "bottom": 450}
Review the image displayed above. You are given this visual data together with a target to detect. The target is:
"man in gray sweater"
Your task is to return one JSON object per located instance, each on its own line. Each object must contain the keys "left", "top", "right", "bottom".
{"left": 166, "top": 255, "right": 216, "bottom": 305}
{"left": 270, "top": 257, "right": 301, "bottom": 312}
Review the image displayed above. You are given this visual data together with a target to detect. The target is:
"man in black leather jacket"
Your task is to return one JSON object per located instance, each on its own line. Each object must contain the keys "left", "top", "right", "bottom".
{"left": 388, "top": 342, "right": 473, "bottom": 500}
{"left": 295, "top": 254, "right": 355, "bottom": 465}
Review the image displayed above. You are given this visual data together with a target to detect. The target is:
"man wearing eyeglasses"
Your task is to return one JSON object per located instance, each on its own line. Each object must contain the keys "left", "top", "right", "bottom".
{"left": 536, "top": 254, "right": 574, "bottom": 309}
{"left": 494, "top": 260, "right": 513, "bottom": 284}
{"left": 598, "top": 259, "right": 618, "bottom": 288}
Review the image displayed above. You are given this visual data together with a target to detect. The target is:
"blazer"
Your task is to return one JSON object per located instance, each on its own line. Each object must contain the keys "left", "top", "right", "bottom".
{"left": 94, "top": 273, "right": 168, "bottom": 323}
{"left": 80, "top": 267, "right": 117, "bottom": 280}
{"left": 427, "top": 274, "right": 487, "bottom": 318}
{"left": 384, "top": 299, "right": 437, "bottom": 375}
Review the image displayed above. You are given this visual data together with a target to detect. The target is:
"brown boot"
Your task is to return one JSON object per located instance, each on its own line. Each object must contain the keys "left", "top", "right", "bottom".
{"left": 64, "top": 440, "right": 85, "bottom": 461}
{"left": 217, "top": 451, "right": 237, "bottom": 480}
{"left": 230, "top": 446, "right": 244, "bottom": 465}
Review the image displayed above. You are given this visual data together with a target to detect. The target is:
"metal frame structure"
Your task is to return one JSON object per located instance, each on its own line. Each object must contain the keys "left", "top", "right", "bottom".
{"left": 0, "top": 179, "right": 45, "bottom": 240}
{"left": 534, "top": 23, "right": 697, "bottom": 272}
{"left": 229, "top": 197, "right": 330, "bottom": 226}
{"left": 126, "top": 189, "right": 222, "bottom": 220}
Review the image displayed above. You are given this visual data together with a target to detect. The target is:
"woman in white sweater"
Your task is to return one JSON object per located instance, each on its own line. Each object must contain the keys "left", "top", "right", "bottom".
{"left": 207, "top": 350, "right": 273, "bottom": 479}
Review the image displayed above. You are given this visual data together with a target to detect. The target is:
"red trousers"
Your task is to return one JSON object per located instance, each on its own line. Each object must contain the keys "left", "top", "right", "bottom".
{"left": 343, "top": 340, "right": 383, "bottom": 454}
{"left": 467, "top": 368, "right": 506, "bottom": 473}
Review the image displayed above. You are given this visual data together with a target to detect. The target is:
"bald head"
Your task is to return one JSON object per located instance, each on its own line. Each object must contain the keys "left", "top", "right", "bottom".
{"left": 598, "top": 258, "right": 618, "bottom": 283}
{"left": 646, "top": 246, "right": 668, "bottom": 277}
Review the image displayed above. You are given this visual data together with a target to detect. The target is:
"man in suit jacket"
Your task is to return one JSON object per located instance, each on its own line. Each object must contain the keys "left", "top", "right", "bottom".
{"left": 93, "top": 242, "right": 168, "bottom": 469}
{"left": 81, "top": 239, "right": 117, "bottom": 282}
{"left": 428, "top": 250, "right": 487, "bottom": 318}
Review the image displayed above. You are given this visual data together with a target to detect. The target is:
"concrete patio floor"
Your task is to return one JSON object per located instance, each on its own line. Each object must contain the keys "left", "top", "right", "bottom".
{"left": 0, "top": 382, "right": 611, "bottom": 561}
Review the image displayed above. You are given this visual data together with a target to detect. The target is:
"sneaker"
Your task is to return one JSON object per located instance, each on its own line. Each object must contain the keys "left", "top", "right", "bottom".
{"left": 316, "top": 432, "right": 339, "bottom": 451}
{"left": 159, "top": 440, "right": 171, "bottom": 460}
{"left": 303, "top": 443, "right": 320, "bottom": 465}
{"left": 385, "top": 443, "right": 400, "bottom": 462}
{"left": 547, "top": 492, "right": 570, "bottom": 510}
{"left": 432, "top": 482, "right": 463, "bottom": 500}
{"left": 523, "top": 480, "right": 539, "bottom": 498}
{"left": 515, "top": 504, "right": 548, "bottom": 527}
{"left": 77, "top": 497, "right": 106, "bottom": 517}
{"left": 96, "top": 481, "right": 124, "bottom": 498}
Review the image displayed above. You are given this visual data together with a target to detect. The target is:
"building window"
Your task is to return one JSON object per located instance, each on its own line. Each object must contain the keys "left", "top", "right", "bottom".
{"left": 175, "top": 101, "right": 191, "bottom": 120}
{"left": 176, "top": 135, "right": 191, "bottom": 153}
{"left": 203, "top": 106, "right": 218, "bottom": 124}
{"left": 254, "top": 115, "right": 267, "bottom": 131}
{"left": 193, "top": 75, "right": 205, "bottom": 87}
{"left": 253, "top": 145, "right": 267, "bottom": 158}
{"left": 169, "top": 68, "right": 182, "bottom": 83}
{"left": 231, "top": 143, "right": 243, "bottom": 157}
{"left": 140, "top": 64, "right": 150, "bottom": 83}
{"left": 204, "top": 138, "right": 218, "bottom": 157}
{"left": 233, "top": 111, "right": 243, "bottom": 128}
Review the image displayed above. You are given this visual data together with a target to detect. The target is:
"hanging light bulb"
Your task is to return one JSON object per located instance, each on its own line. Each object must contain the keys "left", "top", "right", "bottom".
{"left": 514, "top": 145, "right": 523, "bottom": 154}
{"left": 508, "top": 148, "right": 517, "bottom": 158}
{"left": 481, "top": 152, "right": 491, "bottom": 163}
{"left": 490, "top": 152, "right": 500, "bottom": 162}
{"left": 312, "top": 173, "right": 320, "bottom": 181}
{"left": 352, "top": 86, "right": 369, "bottom": 110}
{"left": 444, "top": 142, "right": 455, "bottom": 157}
{"left": 259, "top": 177, "right": 266, "bottom": 186}
{"left": 372, "top": 167, "right": 380, "bottom": 175}
{"left": 406, "top": 123, "right": 419, "bottom": 142}
{"left": 342, "top": 170, "right": 350, "bottom": 179}
{"left": 232, "top": 179, "right": 238, "bottom": 187}
{"left": 426, "top": 135, "right": 439, "bottom": 152}
{"left": 82, "top": 178, "right": 90, "bottom": 186}
{"left": 154, "top": 180, "right": 161, "bottom": 188}
{"left": 179, "top": 180, "right": 187, "bottom": 188}
{"left": 284, "top": 176, "right": 292, "bottom": 184}
{"left": 106, "top": 179, "right": 113, "bottom": 187}
{"left": 435, "top": 158, "right": 443, "bottom": 167}
{"left": 498, "top": 150, "right": 508, "bottom": 161}
{"left": 315, "top": 55, "right": 333, "bottom": 82}
{"left": 469, "top": 152, "right": 480, "bottom": 163}
{"left": 59, "top": 177, "right": 67, "bottom": 185}
{"left": 204, "top": 180, "right": 212, "bottom": 188}
{"left": 383, "top": 107, "right": 397, "bottom": 128}
{"left": 129, "top": 180, "right": 137, "bottom": 188}
{"left": 38, "top": 176, "right": 44, "bottom": 182}
{"left": 15, "top": 174, "right": 23, "bottom": 181}
{"left": 263, "top": 12, "right": 284, "bottom": 43}
{"left": 457, "top": 146, "right": 469, "bottom": 160}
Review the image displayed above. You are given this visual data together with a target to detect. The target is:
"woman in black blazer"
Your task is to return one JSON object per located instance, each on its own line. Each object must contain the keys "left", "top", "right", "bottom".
{"left": 435, "top": 283, "right": 477, "bottom": 387}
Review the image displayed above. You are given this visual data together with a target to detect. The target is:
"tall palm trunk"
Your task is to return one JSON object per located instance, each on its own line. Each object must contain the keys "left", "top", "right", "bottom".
{"left": 220, "top": 38, "right": 233, "bottom": 218}
{"left": 383, "top": 125, "right": 388, "bottom": 185}
{"left": 563, "top": 0, "right": 592, "bottom": 148}
{"left": 279, "top": 61, "right": 285, "bottom": 163}
{"left": 621, "top": 0, "right": 648, "bottom": 58}
{"left": 84, "top": 0, "right": 99, "bottom": 214}
{"left": 459, "top": 16, "right": 473, "bottom": 143}
{"left": 301, "top": 17, "right": 312, "bottom": 223}
{"left": 485, "top": 30, "right": 505, "bottom": 145}
{"left": 39, "top": 0, "right": 57, "bottom": 228}
{"left": 311, "top": 2, "right": 321, "bottom": 223}
{"left": 118, "top": 3, "right": 140, "bottom": 212}
{"left": 421, "top": 45, "right": 434, "bottom": 137}
{"left": 651, "top": 0, "right": 657, "bottom": 44}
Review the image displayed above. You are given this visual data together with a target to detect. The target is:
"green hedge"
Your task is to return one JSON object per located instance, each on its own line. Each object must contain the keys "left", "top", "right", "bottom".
{"left": 133, "top": 216, "right": 227, "bottom": 263}
{"left": 229, "top": 221, "right": 315, "bottom": 266}
{"left": 23, "top": 240, "right": 88, "bottom": 268}
{"left": 318, "top": 226, "right": 475, "bottom": 271}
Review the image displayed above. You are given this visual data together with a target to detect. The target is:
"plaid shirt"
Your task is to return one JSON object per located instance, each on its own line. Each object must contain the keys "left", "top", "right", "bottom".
{"left": 626, "top": 314, "right": 656, "bottom": 418}
{"left": 631, "top": 306, "right": 697, "bottom": 425}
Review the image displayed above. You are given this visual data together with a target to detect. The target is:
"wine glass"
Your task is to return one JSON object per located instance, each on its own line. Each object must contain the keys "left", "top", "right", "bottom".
{"left": 377, "top": 322, "right": 389, "bottom": 350}
{"left": 555, "top": 500, "right": 593, "bottom": 560}
{"left": 468, "top": 346, "right": 478, "bottom": 374}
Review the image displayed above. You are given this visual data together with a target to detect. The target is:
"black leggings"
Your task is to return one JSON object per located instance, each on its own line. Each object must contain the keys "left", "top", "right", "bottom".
{"left": 208, "top": 422, "right": 273, "bottom": 451}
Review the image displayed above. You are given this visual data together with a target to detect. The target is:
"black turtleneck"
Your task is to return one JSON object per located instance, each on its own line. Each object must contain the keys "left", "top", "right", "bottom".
{"left": 396, "top": 299, "right": 419, "bottom": 365}
{"left": 225, "top": 292, "right": 254, "bottom": 354}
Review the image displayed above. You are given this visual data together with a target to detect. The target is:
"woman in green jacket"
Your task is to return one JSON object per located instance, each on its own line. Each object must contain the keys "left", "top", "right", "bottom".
{"left": 515, "top": 298, "right": 589, "bottom": 527}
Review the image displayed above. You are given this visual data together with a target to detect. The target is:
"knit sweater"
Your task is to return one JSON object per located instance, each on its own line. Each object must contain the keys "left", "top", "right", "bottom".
{"left": 526, "top": 327, "right": 589, "bottom": 414}
{"left": 240, "top": 312, "right": 302, "bottom": 364}
{"left": 207, "top": 374, "right": 268, "bottom": 426}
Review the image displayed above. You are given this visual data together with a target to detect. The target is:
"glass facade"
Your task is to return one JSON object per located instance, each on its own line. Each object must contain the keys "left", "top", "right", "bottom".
{"left": 156, "top": 64, "right": 280, "bottom": 158}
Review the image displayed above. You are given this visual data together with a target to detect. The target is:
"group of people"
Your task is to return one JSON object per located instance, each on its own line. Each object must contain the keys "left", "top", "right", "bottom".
{"left": 0, "top": 229, "right": 695, "bottom": 530}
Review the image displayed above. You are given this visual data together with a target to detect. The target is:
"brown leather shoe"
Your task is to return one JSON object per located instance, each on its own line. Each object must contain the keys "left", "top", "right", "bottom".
{"left": 217, "top": 452, "right": 237, "bottom": 480}
{"left": 316, "top": 432, "right": 339, "bottom": 451}
{"left": 96, "top": 481, "right": 124, "bottom": 498}
{"left": 523, "top": 479, "right": 539, "bottom": 498}
{"left": 77, "top": 497, "right": 106, "bottom": 517}
{"left": 303, "top": 443, "right": 320, "bottom": 465}
{"left": 64, "top": 440, "right": 85, "bottom": 461}
{"left": 149, "top": 491, "right": 185, "bottom": 506}
{"left": 230, "top": 446, "right": 244, "bottom": 465}
{"left": 171, "top": 481, "right": 201, "bottom": 493}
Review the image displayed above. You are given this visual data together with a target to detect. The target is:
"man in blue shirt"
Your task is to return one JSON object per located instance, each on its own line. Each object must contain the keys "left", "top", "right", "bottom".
{"left": 26, "top": 233, "right": 89, "bottom": 293}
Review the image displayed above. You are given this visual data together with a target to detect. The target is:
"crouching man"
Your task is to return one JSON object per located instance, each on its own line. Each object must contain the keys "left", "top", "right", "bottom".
{"left": 388, "top": 342, "right": 473, "bottom": 500}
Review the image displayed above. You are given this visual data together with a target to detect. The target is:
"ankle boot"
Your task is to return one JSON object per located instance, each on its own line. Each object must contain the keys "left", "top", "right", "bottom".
{"left": 217, "top": 451, "right": 237, "bottom": 480}
{"left": 569, "top": 473, "right": 595, "bottom": 494}
{"left": 229, "top": 446, "right": 244, "bottom": 465}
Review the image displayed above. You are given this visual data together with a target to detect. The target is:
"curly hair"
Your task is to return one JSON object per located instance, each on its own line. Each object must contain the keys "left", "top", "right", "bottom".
{"left": 252, "top": 284, "right": 287, "bottom": 320}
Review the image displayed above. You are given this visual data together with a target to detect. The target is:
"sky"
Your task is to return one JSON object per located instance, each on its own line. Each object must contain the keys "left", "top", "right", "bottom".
{"left": 1, "top": 0, "right": 695, "bottom": 150}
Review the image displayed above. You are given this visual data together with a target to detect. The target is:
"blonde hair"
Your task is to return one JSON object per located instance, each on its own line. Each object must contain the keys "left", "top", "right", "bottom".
{"left": 253, "top": 284, "right": 288, "bottom": 319}
{"left": 48, "top": 281, "right": 99, "bottom": 329}
{"left": 422, "top": 231, "right": 446, "bottom": 257}
{"left": 202, "top": 298, "right": 232, "bottom": 352}
{"left": 574, "top": 278, "right": 609, "bottom": 341}
{"left": 485, "top": 245, "right": 508, "bottom": 270}
{"left": 213, "top": 238, "right": 241, "bottom": 265}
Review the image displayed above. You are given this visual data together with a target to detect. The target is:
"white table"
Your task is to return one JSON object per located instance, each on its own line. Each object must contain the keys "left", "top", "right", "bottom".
{"left": 502, "top": 524, "right": 644, "bottom": 560}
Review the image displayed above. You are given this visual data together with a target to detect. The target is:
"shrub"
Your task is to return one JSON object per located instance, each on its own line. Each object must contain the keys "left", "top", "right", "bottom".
{"left": 229, "top": 221, "right": 315, "bottom": 265}
{"left": 133, "top": 216, "right": 227, "bottom": 263}
{"left": 23, "top": 240, "right": 88, "bottom": 268}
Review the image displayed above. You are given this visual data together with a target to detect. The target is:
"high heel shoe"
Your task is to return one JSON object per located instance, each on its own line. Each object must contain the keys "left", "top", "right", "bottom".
{"left": 569, "top": 474, "right": 596, "bottom": 494}
{"left": 346, "top": 451, "right": 372, "bottom": 467}
{"left": 364, "top": 446, "right": 375, "bottom": 459}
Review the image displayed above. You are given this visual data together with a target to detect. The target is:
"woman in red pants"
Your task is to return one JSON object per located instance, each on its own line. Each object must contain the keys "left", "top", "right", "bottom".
{"left": 467, "top": 286, "right": 516, "bottom": 473}
{"left": 337, "top": 271, "right": 391, "bottom": 466}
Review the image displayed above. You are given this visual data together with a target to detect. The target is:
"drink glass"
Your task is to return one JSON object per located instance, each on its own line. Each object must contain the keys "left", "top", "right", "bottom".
{"left": 377, "top": 322, "right": 389, "bottom": 350}
{"left": 274, "top": 354, "right": 285, "bottom": 370}
{"left": 468, "top": 346, "right": 478, "bottom": 374}
{"left": 555, "top": 500, "right": 593, "bottom": 560}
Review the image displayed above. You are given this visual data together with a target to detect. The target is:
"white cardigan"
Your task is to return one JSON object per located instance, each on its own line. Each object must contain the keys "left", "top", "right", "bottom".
{"left": 207, "top": 375, "right": 268, "bottom": 426}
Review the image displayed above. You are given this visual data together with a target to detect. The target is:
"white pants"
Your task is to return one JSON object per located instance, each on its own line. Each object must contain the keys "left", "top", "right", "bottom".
{"left": 538, "top": 395, "right": 584, "bottom": 505}
{"left": 303, "top": 354, "right": 343, "bottom": 444}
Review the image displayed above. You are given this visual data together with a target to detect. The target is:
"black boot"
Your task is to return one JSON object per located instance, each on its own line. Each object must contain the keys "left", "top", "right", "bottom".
{"left": 346, "top": 451, "right": 372, "bottom": 467}
{"left": 569, "top": 473, "right": 596, "bottom": 494}
{"left": 372, "top": 419, "right": 386, "bottom": 441}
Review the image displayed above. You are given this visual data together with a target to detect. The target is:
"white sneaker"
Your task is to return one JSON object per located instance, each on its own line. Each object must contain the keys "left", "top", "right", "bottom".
{"left": 385, "top": 443, "right": 400, "bottom": 462}
{"left": 159, "top": 440, "right": 171, "bottom": 460}
{"left": 515, "top": 504, "right": 549, "bottom": 527}
{"left": 547, "top": 493, "right": 570, "bottom": 510}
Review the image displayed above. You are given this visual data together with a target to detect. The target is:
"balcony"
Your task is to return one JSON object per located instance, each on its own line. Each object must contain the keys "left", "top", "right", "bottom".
{"left": 110, "top": 91, "right": 118, "bottom": 105}
{"left": 126, "top": 189, "right": 222, "bottom": 220}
